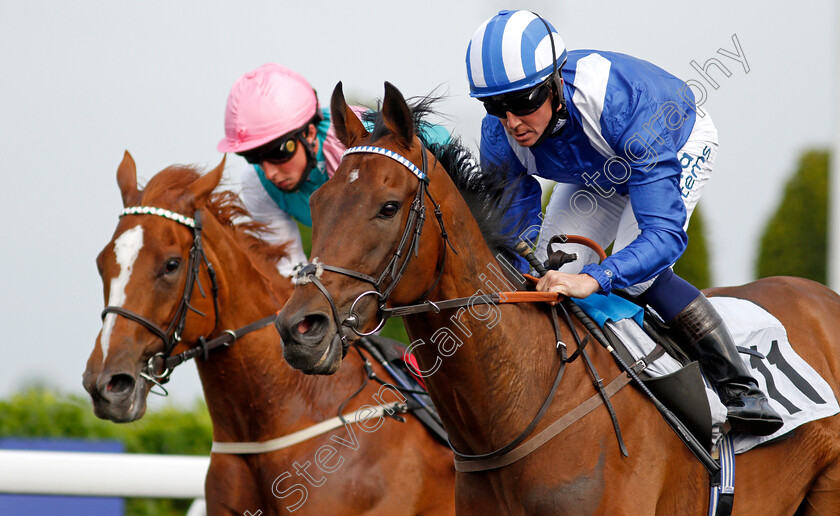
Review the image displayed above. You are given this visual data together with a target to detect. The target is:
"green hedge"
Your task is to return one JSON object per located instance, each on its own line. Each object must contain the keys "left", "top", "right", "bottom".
{"left": 756, "top": 149, "right": 828, "bottom": 283}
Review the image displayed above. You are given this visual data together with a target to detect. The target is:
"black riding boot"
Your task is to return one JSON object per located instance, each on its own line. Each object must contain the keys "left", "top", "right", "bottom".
{"left": 670, "top": 294, "right": 784, "bottom": 436}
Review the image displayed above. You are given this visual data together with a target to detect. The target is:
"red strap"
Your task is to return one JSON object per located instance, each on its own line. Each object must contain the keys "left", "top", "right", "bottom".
{"left": 403, "top": 352, "right": 427, "bottom": 389}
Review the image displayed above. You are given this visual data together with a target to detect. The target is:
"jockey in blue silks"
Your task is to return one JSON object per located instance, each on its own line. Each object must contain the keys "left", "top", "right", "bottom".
{"left": 466, "top": 9, "right": 782, "bottom": 436}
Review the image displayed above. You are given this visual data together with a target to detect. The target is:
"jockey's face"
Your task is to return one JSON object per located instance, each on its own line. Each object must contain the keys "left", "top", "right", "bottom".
{"left": 260, "top": 125, "right": 319, "bottom": 192}
{"left": 499, "top": 91, "right": 556, "bottom": 148}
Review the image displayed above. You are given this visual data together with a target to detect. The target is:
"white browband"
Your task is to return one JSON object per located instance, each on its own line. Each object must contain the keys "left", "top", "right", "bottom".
{"left": 120, "top": 206, "right": 195, "bottom": 228}
{"left": 343, "top": 145, "right": 428, "bottom": 183}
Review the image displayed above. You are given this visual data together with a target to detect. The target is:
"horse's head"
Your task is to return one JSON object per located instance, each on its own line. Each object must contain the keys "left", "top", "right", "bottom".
{"left": 276, "top": 82, "right": 450, "bottom": 375}
{"left": 83, "top": 152, "right": 224, "bottom": 422}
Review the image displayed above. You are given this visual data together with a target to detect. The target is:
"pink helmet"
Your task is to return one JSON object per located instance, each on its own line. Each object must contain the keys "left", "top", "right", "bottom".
{"left": 217, "top": 63, "right": 319, "bottom": 153}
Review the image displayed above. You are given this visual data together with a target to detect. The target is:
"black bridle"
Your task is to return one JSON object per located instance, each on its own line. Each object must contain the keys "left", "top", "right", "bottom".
{"left": 101, "top": 207, "right": 274, "bottom": 395}
{"left": 290, "top": 143, "right": 590, "bottom": 464}
{"left": 292, "top": 144, "right": 456, "bottom": 353}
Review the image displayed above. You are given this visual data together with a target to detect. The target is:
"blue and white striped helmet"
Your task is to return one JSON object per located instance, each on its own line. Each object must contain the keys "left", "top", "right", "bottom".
{"left": 466, "top": 10, "right": 567, "bottom": 98}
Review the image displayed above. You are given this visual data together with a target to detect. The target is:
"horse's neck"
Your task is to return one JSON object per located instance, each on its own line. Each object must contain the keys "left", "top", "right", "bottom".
{"left": 406, "top": 191, "right": 592, "bottom": 453}
{"left": 194, "top": 215, "right": 364, "bottom": 443}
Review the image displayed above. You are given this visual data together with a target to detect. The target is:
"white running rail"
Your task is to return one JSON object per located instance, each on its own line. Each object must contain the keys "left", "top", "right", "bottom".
{"left": 0, "top": 450, "right": 209, "bottom": 498}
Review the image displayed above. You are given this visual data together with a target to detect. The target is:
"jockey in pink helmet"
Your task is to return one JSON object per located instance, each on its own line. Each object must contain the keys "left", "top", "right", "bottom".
{"left": 219, "top": 64, "right": 451, "bottom": 277}
{"left": 218, "top": 64, "right": 365, "bottom": 277}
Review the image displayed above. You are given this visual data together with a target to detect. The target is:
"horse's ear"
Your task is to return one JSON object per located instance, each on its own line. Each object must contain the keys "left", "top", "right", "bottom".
{"left": 381, "top": 82, "right": 414, "bottom": 150}
{"left": 188, "top": 155, "right": 225, "bottom": 206}
{"left": 117, "top": 150, "right": 141, "bottom": 207}
{"left": 330, "top": 81, "right": 369, "bottom": 147}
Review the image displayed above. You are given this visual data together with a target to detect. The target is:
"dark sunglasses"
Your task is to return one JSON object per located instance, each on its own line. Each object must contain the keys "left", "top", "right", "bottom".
{"left": 238, "top": 134, "right": 299, "bottom": 165}
{"left": 480, "top": 79, "right": 553, "bottom": 118}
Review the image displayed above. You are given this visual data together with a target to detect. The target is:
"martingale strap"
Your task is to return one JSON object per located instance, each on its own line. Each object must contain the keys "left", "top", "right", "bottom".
{"left": 454, "top": 371, "right": 633, "bottom": 472}
{"left": 453, "top": 339, "right": 663, "bottom": 473}
{"left": 211, "top": 402, "right": 406, "bottom": 454}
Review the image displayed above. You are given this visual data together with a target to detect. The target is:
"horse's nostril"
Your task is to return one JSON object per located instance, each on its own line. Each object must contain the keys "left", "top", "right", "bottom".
{"left": 106, "top": 374, "right": 135, "bottom": 395}
{"left": 277, "top": 310, "right": 331, "bottom": 344}
{"left": 297, "top": 317, "right": 313, "bottom": 335}
{"left": 292, "top": 313, "right": 329, "bottom": 341}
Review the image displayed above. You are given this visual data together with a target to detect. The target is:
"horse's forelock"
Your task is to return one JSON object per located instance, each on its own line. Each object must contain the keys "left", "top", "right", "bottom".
{"left": 140, "top": 166, "right": 200, "bottom": 202}
{"left": 363, "top": 93, "right": 443, "bottom": 150}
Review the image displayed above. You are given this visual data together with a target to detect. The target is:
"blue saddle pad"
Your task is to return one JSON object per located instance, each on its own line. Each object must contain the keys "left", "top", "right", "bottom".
{"left": 572, "top": 293, "right": 644, "bottom": 327}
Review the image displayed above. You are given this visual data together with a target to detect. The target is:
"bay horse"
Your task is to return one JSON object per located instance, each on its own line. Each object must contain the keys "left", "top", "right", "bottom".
{"left": 275, "top": 82, "right": 840, "bottom": 515}
{"left": 82, "top": 152, "right": 455, "bottom": 515}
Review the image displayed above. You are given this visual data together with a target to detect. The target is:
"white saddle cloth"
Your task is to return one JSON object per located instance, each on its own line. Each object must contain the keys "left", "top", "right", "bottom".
{"left": 606, "top": 296, "right": 840, "bottom": 454}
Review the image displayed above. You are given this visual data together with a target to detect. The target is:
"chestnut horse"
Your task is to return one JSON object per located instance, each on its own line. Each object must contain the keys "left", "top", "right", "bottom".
{"left": 83, "top": 152, "right": 455, "bottom": 515}
{"left": 275, "top": 82, "right": 840, "bottom": 515}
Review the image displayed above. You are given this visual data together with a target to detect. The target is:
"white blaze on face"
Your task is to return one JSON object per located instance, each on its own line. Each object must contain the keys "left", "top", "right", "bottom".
{"left": 100, "top": 225, "right": 144, "bottom": 361}
{"left": 348, "top": 169, "right": 359, "bottom": 183}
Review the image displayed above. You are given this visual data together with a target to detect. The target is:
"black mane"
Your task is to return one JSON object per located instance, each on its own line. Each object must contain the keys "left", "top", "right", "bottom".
{"left": 362, "top": 95, "right": 532, "bottom": 261}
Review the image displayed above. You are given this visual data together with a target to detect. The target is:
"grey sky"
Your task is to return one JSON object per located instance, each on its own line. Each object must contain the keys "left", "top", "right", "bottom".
{"left": 0, "top": 0, "right": 834, "bottom": 404}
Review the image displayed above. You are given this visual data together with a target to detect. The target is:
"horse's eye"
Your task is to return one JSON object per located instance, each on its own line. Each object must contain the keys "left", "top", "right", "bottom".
{"left": 163, "top": 258, "right": 181, "bottom": 274}
{"left": 379, "top": 201, "right": 401, "bottom": 219}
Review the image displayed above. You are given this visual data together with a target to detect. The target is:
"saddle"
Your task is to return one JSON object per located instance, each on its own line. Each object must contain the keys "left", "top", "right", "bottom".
{"left": 607, "top": 309, "right": 717, "bottom": 446}
{"left": 575, "top": 279, "right": 840, "bottom": 455}
{"left": 542, "top": 237, "right": 718, "bottom": 446}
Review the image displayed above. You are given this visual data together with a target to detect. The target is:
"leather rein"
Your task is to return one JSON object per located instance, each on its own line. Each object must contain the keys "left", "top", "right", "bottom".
{"left": 101, "top": 206, "right": 275, "bottom": 395}
{"left": 293, "top": 143, "right": 629, "bottom": 472}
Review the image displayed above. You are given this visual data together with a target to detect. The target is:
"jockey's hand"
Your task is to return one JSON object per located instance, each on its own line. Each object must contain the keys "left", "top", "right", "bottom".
{"left": 536, "top": 271, "right": 601, "bottom": 303}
